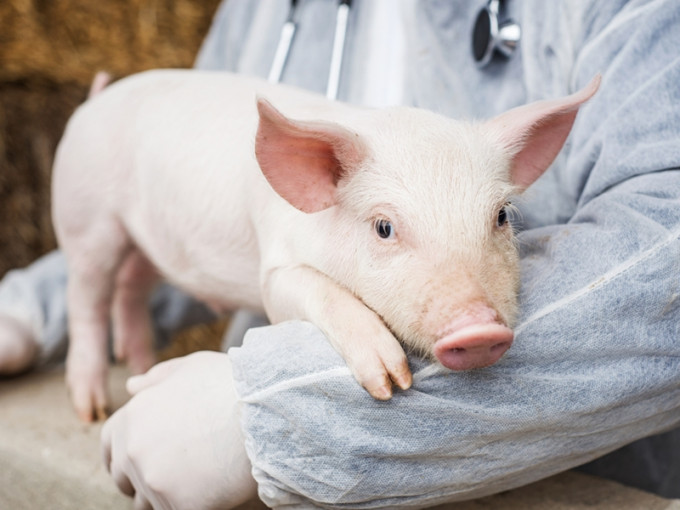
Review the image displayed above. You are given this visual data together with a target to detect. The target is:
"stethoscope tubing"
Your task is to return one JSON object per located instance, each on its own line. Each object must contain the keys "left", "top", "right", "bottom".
{"left": 268, "top": 0, "right": 298, "bottom": 83}
{"left": 268, "top": 0, "right": 352, "bottom": 100}
{"left": 326, "top": 0, "right": 351, "bottom": 100}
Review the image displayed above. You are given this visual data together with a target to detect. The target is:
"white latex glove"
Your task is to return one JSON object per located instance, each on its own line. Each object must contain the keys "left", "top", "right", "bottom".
{"left": 101, "top": 351, "right": 258, "bottom": 510}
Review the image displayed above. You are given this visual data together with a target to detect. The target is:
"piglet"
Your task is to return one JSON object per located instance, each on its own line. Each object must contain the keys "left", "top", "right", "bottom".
{"left": 52, "top": 70, "right": 599, "bottom": 421}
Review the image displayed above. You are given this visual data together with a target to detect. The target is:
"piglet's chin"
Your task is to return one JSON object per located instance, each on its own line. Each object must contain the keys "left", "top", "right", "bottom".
{"left": 433, "top": 323, "right": 513, "bottom": 371}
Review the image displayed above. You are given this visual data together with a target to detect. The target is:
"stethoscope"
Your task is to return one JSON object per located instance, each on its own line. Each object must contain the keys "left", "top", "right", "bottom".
{"left": 268, "top": 0, "right": 520, "bottom": 96}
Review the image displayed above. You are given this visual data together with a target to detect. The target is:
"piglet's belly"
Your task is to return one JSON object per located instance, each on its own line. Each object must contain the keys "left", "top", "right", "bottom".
{"left": 163, "top": 261, "right": 264, "bottom": 313}
{"left": 128, "top": 221, "right": 264, "bottom": 313}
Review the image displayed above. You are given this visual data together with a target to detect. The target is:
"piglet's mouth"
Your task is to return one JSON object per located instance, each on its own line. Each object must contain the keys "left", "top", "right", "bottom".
{"left": 433, "top": 323, "right": 513, "bottom": 371}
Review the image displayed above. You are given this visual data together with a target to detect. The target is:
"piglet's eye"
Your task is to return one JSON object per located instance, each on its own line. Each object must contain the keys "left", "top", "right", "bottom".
{"left": 375, "top": 219, "right": 395, "bottom": 239}
{"left": 497, "top": 205, "right": 509, "bottom": 227}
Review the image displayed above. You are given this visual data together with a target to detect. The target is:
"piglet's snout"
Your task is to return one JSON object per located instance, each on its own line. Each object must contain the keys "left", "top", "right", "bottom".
{"left": 433, "top": 311, "right": 513, "bottom": 371}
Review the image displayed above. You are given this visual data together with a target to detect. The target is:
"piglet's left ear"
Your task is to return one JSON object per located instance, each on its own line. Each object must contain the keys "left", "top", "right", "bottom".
{"left": 255, "top": 97, "right": 367, "bottom": 213}
{"left": 488, "top": 74, "right": 601, "bottom": 190}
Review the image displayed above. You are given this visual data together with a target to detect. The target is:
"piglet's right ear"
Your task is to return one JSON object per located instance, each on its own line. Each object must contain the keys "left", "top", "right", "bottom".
{"left": 488, "top": 74, "right": 601, "bottom": 190}
{"left": 255, "top": 97, "right": 367, "bottom": 213}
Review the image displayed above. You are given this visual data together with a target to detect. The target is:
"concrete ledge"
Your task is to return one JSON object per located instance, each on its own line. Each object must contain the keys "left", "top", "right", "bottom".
{"left": 1, "top": 366, "right": 678, "bottom": 510}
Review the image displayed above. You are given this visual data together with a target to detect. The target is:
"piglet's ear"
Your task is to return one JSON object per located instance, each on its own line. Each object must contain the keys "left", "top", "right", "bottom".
{"left": 488, "top": 74, "right": 601, "bottom": 190}
{"left": 255, "top": 97, "right": 367, "bottom": 213}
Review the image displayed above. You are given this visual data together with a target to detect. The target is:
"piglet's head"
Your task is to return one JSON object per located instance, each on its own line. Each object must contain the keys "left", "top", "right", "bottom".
{"left": 253, "top": 76, "right": 600, "bottom": 373}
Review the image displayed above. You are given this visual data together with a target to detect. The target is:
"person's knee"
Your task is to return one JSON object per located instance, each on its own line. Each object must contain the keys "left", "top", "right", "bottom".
{"left": 0, "top": 313, "right": 39, "bottom": 374}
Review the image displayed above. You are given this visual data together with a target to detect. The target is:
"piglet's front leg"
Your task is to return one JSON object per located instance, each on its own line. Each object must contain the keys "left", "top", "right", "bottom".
{"left": 262, "top": 265, "right": 412, "bottom": 400}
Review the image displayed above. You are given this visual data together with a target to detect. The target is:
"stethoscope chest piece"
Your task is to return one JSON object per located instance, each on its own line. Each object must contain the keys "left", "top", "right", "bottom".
{"left": 472, "top": 0, "right": 520, "bottom": 68}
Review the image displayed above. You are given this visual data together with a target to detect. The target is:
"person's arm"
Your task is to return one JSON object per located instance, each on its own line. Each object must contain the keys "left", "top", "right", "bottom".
{"left": 0, "top": 251, "right": 66, "bottom": 371}
{"left": 0, "top": 249, "right": 216, "bottom": 373}
{"left": 226, "top": 3, "right": 680, "bottom": 508}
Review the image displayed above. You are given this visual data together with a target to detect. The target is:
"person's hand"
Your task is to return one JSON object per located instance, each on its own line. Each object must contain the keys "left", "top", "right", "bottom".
{"left": 101, "top": 351, "right": 257, "bottom": 509}
{"left": 0, "top": 313, "right": 38, "bottom": 375}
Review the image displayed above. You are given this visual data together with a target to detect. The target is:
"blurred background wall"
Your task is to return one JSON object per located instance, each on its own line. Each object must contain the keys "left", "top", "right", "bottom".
{"left": 0, "top": 0, "right": 226, "bottom": 356}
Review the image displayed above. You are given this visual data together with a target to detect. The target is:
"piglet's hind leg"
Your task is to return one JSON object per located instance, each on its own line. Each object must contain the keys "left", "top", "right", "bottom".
{"left": 111, "top": 249, "right": 158, "bottom": 375}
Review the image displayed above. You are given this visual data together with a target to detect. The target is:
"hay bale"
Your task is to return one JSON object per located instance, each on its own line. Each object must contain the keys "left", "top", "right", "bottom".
{"left": 0, "top": 0, "right": 225, "bottom": 352}
{"left": 0, "top": 0, "right": 222, "bottom": 85}
{"left": 0, "top": 0, "right": 221, "bottom": 276}
{"left": 0, "top": 82, "right": 83, "bottom": 275}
